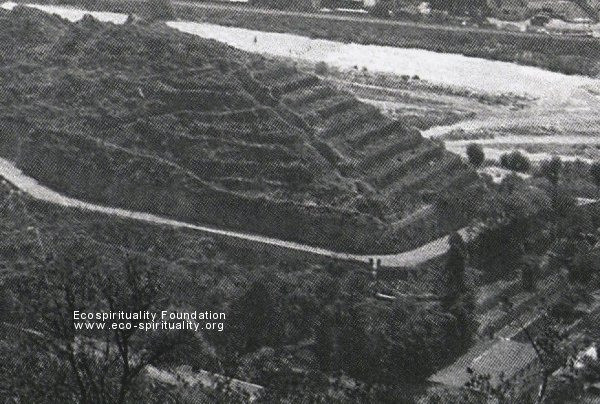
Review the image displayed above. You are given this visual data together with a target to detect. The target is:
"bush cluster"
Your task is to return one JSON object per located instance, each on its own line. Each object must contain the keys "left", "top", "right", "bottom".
{"left": 466, "top": 143, "right": 484, "bottom": 167}
{"left": 500, "top": 150, "right": 531, "bottom": 172}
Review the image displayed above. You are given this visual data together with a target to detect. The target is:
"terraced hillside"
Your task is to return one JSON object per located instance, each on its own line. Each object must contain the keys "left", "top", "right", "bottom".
{"left": 0, "top": 7, "right": 487, "bottom": 254}
{"left": 261, "top": 63, "right": 485, "bottom": 238}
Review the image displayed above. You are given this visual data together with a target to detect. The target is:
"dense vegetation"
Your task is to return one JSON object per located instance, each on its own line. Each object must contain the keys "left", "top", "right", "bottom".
{"left": 2, "top": 158, "right": 598, "bottom": 402}
{"left": 500, "top": 150, "right": 531, "bottom": 172}
{"left": 466, "top": 143, "right": 484, "bottom": 167}
{"left": 2, "top": 6, "right": 599, "bottom": 403}
{"left": 0, "top": 177, "right": 479, "bottom": 402}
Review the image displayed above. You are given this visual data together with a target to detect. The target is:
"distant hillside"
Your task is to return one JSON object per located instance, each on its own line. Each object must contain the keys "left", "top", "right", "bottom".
{"left": 490, "top": 0, "right": 599, "bottom": 21}
{"left": 0, "top": 7, "right": 488, "bottom": 253}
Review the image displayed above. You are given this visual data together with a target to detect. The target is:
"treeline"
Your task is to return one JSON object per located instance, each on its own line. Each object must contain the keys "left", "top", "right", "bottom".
{"left": 244, "top": 0, "right": 489, "bottom": 17}
{"left": 208, "top": 242, "right": 477, "bottom": 393}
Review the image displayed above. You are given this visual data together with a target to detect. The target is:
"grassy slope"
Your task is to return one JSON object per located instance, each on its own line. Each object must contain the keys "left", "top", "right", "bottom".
{"left": 0, "top": 7, "right": 487, "bottom": 253}
{"left": 253, "top": 60, "right": 487, "bottom": 246}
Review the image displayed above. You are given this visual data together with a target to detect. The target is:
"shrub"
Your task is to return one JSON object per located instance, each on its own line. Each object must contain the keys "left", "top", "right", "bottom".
{"left": 466, "top": 143, "right": 484, "bottom": 167}
{"left": 314, "top": 61, "right": 328, "bottom": 75}
{"left": 500, "top": 151, "right": 531, "bottom": 173}
{"left": 539, "top": 156, "right": 562, "bottom": 185}
{"left": 590, "top": 161, "right": 600, "bottom": 187}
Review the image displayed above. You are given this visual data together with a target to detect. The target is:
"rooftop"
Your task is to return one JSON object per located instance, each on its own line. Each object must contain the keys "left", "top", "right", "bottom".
{"left": 429, "top": 339, "right": 539, "bottom": 388}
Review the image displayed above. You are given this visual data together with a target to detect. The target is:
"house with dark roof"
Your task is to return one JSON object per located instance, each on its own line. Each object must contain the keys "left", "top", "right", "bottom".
{"left": 429, "top": 339, "right": 540, "bottom": 390}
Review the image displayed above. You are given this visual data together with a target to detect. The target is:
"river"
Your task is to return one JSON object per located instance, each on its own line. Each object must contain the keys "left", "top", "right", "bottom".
{"left": 3, "top": 1, "right": 597, "bottom": 101}
{"left": 167, "top": 20, "right": 599, "bottom": 102}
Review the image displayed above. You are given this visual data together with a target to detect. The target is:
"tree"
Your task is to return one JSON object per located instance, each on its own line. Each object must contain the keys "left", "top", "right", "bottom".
{"left": 540, "top": 156, "right": 563, "bottom": 186}
{"left": 590, "top": 161, "right": 600, "bottom": 187}
{"left": 466, "top": 143, "right": 485, "bottom": 167}
{"left": 542, "top": 332, "right": 600, "bottom": 403}
{"left": 8, "top": 239, "right": 189, "bottom": 404}
{"left": 444, "top": 232, "right": 468, "bottom": 301}
{"left": 225, "top": 279, "right": 284, "bottom": 356}
{"left": 500, "top": 151, "right": 531, "bottom": 173}
{"left": 529, "top": 326, "right": 573, "bottom": 403}
{"left": 442, "top": 232, "right": 477, "bottom": 350}
{"left": 521, "top": 254, "right": 539, "bottom": 292}
{"left": 101, "top": 255, "right": 189, "bottom": 404}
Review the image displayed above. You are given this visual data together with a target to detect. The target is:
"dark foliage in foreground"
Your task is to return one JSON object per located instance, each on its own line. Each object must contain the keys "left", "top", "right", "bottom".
{"left": 500, "top": 151, "right": 531, "bottom": 173}
{"left": 0, "top": 183, "right": 477, "bottom": 402}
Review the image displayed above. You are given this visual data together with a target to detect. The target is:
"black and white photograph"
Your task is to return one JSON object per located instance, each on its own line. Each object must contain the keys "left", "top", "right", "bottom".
{"left": 1, "top": 0, "right": 600, "bottom": 402}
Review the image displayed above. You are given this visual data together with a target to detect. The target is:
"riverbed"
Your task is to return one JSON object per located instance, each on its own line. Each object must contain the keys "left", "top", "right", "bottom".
{"left": 167, "top": 20, "right": 599, "bottom": 101}
{"left": 3, "top": 0, "right": 600, "bottom": 164}
{"left": 3, "top": 1, "right": 597, "bottom": 100}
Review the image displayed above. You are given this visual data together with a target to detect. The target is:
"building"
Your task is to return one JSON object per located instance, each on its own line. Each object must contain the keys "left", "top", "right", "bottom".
{"left": 429, "top": 339, "right": 540, "bottom": 391}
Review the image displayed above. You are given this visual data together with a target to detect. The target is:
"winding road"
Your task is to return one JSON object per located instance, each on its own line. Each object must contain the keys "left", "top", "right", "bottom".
{"left": 0, "top": 158, "right": 472, "bottom": 268}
